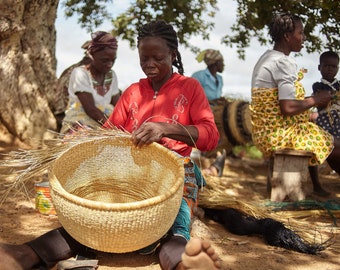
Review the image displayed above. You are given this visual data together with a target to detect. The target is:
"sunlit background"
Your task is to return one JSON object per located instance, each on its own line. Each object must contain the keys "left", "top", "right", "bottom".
{"left": 55, "top": 0, "right": 324, "bottom": 101}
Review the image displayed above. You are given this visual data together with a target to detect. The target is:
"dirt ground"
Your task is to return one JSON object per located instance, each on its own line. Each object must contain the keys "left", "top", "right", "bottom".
{"left": 0, "top": 137, "right": 339, "bottom": 270}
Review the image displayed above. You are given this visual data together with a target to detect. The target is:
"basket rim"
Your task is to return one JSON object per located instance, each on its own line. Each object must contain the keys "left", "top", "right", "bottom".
{"left": 49, "top": 137, "right": 185, "bottom": 211}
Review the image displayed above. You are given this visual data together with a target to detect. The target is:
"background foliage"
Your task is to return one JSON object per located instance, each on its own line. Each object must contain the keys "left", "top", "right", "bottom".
{"left": 62, "top": 0, "right": 339, "bottom": 58}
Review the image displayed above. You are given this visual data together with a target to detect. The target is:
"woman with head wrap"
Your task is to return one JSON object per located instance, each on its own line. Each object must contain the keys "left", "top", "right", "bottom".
{"left": 192, "top": 49, "right": 225, "bottom": 101}
{"left": 191, "top": 49, "right": 226, "bottom": 176}
{"left": 60, "top": 31, "right": 120, "bottom": 134}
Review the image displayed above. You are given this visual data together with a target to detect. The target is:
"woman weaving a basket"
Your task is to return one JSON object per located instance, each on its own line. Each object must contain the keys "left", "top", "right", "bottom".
{"left": 0, "top": 21, "right": 222, "bottom": 270}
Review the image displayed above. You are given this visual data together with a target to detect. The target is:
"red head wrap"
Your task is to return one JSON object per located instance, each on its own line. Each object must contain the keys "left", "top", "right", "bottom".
{"left": 87, "top": 31, "right": 118, "bottom": 55}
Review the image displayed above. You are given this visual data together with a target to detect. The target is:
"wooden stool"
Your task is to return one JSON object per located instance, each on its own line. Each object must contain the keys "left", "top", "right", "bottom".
{"left": 268, "top": 149, "right": 312, "bottom": 202}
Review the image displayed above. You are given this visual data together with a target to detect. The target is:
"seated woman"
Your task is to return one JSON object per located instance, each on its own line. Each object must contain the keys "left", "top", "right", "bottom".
{"left": 250, "top": 13, "right": 340, "bottom": 196}
{"left": 60, "top": 31, "right": 121, "bottom": 134}
{"left": 0, "top": 20, "right": 221, "bottom": 270}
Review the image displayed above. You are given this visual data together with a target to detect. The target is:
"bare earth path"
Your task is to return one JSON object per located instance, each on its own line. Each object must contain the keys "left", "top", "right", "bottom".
{"left": 0, "top": 138, "right": 339, "bottom": 270}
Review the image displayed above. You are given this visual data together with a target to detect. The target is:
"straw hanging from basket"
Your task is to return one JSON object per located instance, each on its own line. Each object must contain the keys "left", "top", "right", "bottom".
{"left": 0, "top": 128, "right": 185, "bottom": 253}
{"left": 0, "top": 127, "right": 129, "bottom": 205}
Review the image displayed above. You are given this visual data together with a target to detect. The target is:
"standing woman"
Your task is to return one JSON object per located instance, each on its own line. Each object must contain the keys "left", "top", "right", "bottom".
{"left": 250, "top": 13, "right": 340, "bottom": 196}
{"left": 60, "top": 31, "right": 121, "bottom": 134}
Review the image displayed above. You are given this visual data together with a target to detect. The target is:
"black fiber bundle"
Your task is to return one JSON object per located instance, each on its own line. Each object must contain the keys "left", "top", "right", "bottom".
{"left": 203, "top": 208, "right": 326, "bottom": 254}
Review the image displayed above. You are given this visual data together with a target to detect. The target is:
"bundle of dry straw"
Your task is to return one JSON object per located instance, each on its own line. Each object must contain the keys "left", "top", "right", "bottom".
{"left": 199, "top": 176, "right": 338, "bottom": 249}
{"left": 0, "top": 127, "right": 129, "bottom": 205}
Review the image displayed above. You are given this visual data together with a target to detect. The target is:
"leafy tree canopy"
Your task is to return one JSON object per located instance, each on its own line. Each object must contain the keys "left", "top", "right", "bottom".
{"left": 61, "top": 0, "right": 339, "bottom": 59}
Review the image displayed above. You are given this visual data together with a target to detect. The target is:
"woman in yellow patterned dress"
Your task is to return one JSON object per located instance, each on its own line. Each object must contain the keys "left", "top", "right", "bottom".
{"left": 250, "top": 13, "right": 340, "bottom": 195}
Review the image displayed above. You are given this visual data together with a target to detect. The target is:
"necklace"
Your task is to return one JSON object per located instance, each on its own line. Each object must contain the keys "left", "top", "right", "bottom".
{"left": 86, "top": 66, "right": 110, "bottom": 96}
{"left": 95, "top": 84, "right": 110, "bottom": 96}
{"left": 92, "top": 79, "right": 110, "bottom": 96}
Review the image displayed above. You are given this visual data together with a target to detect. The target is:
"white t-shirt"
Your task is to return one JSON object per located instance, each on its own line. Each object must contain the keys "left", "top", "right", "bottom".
{"left": 68, "top": 66, "right": 119, "bottom": 106}
{"left": 61, "top": 66, "right": 119, "bottom": 132}
{"left": 251, "top": 50, "right": 297, "bottom": 100}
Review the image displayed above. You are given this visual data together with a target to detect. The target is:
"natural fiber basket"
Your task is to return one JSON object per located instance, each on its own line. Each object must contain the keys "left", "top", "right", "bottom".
{"left": 49, "top": 136, "right": 184, "bottom": 253}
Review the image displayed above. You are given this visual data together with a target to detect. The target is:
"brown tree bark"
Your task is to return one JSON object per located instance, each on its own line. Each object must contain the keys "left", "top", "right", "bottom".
{"left": 0, "top": 0, "right": 58, "bottom": 144}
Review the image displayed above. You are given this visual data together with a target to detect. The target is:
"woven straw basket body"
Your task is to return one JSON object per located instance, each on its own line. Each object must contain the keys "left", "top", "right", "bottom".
{"left": 49, "top": 136, "right": 184, "bottom": 253}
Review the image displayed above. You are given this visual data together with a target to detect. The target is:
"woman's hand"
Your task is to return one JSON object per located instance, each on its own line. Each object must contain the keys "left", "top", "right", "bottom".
{"left": 131, "top": 122, "right": 199, "bottom": 148}
{"left": 131, "top": 122, "right": 165, "bottom": 147}
{"left": 280, "top": 91, "right": 332, "bottom": 116}
{"left": 313, "top": 90, "right": 332, "bottom": 108}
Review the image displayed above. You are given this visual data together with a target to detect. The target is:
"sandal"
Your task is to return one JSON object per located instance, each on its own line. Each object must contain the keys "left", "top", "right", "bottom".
{"left": 57, "top": 259, "right": 99, "bottom": 270}
{"left": 211, "top": 149, "right": 226, "bottom": 177}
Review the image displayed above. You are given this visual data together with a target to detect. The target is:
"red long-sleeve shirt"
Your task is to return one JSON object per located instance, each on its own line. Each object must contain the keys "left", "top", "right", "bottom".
{"left": 104, "top": 73, "right": 219, "bottom": 156}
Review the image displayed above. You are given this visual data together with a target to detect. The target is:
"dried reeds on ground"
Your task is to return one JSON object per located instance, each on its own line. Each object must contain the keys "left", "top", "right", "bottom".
{"left": 198, "top": 160, "right": 340, "bottom": 253}
{"left": 0, "top": 135, "right": 340, "bottom": 269}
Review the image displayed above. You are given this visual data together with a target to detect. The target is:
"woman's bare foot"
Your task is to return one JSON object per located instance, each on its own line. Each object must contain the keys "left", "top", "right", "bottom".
{"left": 0, "top": 243, "right": 40, "bottom": 270}
{"left": 202, "top": 150, "right": 226, "bottom": 177}
{"left": 202, "top": 166, "right": 219, "bottom": 177}
{"left": 180, "top": 238, "right": 221, "bottom": 269}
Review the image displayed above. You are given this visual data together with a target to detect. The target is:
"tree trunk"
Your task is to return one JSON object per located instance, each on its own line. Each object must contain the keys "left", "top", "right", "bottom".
{"left": 0, "top": 0, "right": 58, "bottom": 144}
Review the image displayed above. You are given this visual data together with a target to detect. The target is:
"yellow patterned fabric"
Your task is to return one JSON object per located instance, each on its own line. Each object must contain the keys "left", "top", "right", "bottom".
{"left": 250, "top": 70, "right": 334, "bottom": 165}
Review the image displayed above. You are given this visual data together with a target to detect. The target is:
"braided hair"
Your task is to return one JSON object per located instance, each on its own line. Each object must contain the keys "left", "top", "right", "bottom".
{"left": 137, "top": 20, "right": 184, "bottom": 75}
{"left": 269, "top": 13, "right": 302, "bottom": 43}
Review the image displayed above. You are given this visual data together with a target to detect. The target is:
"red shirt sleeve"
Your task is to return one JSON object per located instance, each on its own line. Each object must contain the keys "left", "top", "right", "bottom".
{"left": 186, "top": 78, "right": 219, "bottom": 151}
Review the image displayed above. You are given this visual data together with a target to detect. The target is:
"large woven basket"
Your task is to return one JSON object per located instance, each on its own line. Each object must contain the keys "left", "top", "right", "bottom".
{"left": 49, "top": 136, "right": 184, "bottom": 253}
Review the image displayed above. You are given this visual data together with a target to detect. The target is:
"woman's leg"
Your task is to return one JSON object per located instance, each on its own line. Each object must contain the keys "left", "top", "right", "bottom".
{"left": 27, "top": 227, "right": 87, "bottom": 268}
{"left": 158, "top": 156, "right": 200, "bottom": 270}
{"left": 159, "top": 235, "right": 187, "bottom": 270}
{"left": 158, "top": 198, "right": 191, "bottom": 269}
{"left": 327, "top": 138, "right": 340, "bottom": 174}
{"left": 308, "top": 166, "right": 330, "bottom": 196}
{"left": 0, "top": 227, "right": 87, "bottom": 269}
{"left": 0, "top": 243, "right": 39, "bottom": 270}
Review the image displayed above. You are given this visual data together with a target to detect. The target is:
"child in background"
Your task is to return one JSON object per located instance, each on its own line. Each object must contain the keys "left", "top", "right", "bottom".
{"left": 312, "top": 51, "right": 340, "bottom": 138}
